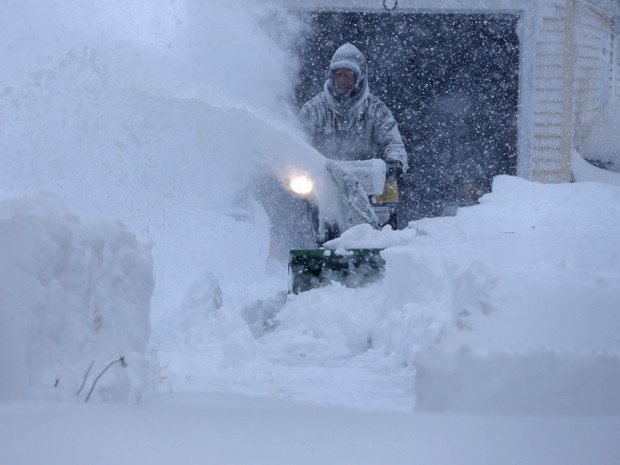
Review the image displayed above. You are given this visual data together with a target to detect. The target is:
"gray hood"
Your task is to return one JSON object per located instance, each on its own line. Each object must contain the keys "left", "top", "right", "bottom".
{"left": 324, "top": 43, "right": 370, "bottom": 115}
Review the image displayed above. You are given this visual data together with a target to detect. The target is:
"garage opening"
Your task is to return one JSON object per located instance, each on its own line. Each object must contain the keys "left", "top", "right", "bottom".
{"left": 292, "top": 11, "right": 520, "bottom": 223}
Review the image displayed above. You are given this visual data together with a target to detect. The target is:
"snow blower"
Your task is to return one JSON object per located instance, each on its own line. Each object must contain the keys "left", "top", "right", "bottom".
{"left": 287, "top": 159, "right": 398, "bottom": 294}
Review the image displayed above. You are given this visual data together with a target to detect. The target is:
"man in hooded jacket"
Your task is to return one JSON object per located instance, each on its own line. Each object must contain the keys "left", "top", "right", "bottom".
{"left": 299, "top": 43, "right": 408, "bottom": 180}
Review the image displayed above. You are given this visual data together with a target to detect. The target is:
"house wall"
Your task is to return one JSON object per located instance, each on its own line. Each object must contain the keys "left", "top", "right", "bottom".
{"left": 616, "top": 19, "right": 620, "bottom": 99}
{"left": 573, "top": 1, "right": 615, "bottom": 143}
{"left": 616, "top": 17, "right": 620, "bottom": 99}
{"left": 531, "top": 1, "right": 568, "bottom": 182}
{"left": 517, "top": 0, "right": 618, "bottom": 182}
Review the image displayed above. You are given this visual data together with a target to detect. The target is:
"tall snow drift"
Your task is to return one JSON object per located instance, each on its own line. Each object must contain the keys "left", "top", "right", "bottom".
{"left": 0, "top": 194, "right": 155, "bottom": 402}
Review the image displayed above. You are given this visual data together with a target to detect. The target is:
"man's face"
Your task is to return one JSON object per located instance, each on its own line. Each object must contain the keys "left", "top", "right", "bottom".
{"left": 332, "top": 68, "right": 357, "bottom": 94}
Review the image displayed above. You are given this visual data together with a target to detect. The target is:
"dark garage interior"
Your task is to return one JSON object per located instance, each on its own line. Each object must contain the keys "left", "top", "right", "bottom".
{"left": 293, "top": 11, "right": 520, "bottom": 224}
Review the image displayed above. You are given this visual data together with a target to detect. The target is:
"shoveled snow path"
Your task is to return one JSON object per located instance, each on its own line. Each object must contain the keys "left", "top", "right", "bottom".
{"left": 263, "top": 357, "right": 416, "bottom": 411}
{"left": 159, "top": 345, "right": 416, "bottom": 411}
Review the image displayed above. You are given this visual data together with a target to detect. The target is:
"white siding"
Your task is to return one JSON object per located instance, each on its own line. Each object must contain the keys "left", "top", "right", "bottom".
{"left": 615, "top": 18, "right": 620, "bottom": 100}
{"left": 573, "top": 1, "right": 614, "bottom": 141}
{"left": 531, "top": 0, "right": 617, "bottom": 182}
{"left": 531, "top": 1, "right": 567, "bottom": 182}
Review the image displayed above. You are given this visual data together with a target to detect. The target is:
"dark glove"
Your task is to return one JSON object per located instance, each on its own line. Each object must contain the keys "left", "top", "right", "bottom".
{"left": 386, "top": 159, "right": 404, "bottom": 181}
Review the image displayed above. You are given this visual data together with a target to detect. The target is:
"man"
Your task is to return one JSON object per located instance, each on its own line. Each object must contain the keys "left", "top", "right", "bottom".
{"left": 299, "top": 42, "right": 408, "bottom": 180}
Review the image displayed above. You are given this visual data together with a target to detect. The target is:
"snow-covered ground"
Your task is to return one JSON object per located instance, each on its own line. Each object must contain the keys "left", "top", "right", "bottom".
{"left": 1, "top": 2, "right": 620, "bottom": 464}
{"left": 2, "top": 393, "right": 619, "bottom": 465}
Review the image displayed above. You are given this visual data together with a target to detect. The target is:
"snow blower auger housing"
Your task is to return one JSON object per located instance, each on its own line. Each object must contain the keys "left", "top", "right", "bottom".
{"left": 289, "top": 248, "right": 386, "bottom": 294}
{"left": 287, "top": 159, "right": 398, "bottom": 294}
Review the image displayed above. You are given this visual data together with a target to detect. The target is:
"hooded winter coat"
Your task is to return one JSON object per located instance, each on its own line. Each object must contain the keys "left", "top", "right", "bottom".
{"left": 299, "top": 43, "right": 408, "bottom": 172}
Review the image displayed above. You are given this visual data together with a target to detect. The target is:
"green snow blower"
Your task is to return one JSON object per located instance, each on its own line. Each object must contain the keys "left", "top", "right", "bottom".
{"left": 286, "top": 159, "right": 398, "bottom": 294}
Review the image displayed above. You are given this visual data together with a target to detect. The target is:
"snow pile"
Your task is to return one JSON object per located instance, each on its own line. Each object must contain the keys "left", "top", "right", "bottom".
{"left": 0, "top": 0, "right": 337, "bottom": 404}
{"left": 1, "top": 0, "right": 620, "bottom": 460}
{"left": 1, "top": 0, "right": 619, "bottom": 424}
{"left": 571, "top": 149, "right": 620, "bottom": 186}
{"left": 580, "top": 100, "right": 620, "bottom": 172}
{"left": 158, "top": 176, "right": 620, "bottom": 416}
{"left": 0, "top": 194, "right": 155, "bottom": 402}
{"left": 390, "top": 176, "right": 620, "bottom": 415}
{"left": 306, "top": 175, "right": 620, "bottom": 414}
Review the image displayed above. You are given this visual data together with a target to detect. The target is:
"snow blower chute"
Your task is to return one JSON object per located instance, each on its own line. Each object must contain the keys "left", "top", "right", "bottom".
{"left": 287, "top": 159, "right": 398, "bottom": 294}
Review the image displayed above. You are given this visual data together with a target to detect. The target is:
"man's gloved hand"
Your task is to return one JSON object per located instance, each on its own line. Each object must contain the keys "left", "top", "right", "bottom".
{"left": 386, "top": 159, "right": 404, "bottom": 181}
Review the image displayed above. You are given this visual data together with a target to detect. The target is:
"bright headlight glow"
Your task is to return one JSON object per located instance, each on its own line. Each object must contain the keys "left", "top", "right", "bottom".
{"left": 289, "top": 174, "right": 313, "bottom": 195}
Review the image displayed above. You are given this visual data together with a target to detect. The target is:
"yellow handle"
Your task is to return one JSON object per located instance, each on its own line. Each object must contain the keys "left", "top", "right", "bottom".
{"left": 376, "top": 180, "right": 399, "bottom": 203}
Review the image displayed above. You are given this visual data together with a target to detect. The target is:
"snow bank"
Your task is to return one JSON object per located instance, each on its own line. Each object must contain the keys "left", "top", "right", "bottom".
{"left": 580, "top": 100, "right": 620, "bottom": 172}
{"left": 0, "top": 0, "right": 343, "bottom": 406}
{"left": 572, "top": 149, "right": 620, "bottom": 186}
{"left": 402, "top": 176, "right": 620, "bottom": 415}
{"left": 160, "top": 176, "right": 620, "bottom": 415}
{"left": 0, "top": 194, "right": 155, "bottom": 402}
{"left": 328, "top": 175, "right": 620, "bottom": 414}
{"left": 4, "top": 0, "right": 619, "bottom": 420}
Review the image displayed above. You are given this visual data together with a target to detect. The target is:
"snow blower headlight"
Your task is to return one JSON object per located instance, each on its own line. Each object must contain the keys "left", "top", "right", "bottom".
{"left": 289, "top": 174, "right": 314, "bottom": 196}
